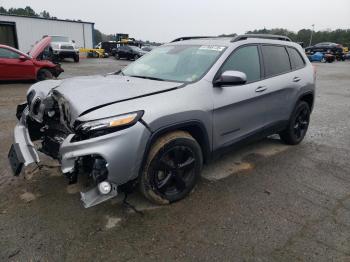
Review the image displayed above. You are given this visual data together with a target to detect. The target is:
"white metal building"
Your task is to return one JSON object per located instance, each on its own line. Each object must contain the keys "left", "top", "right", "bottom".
{"left": 0, "top": 14, "right": 94, "bottom": 52}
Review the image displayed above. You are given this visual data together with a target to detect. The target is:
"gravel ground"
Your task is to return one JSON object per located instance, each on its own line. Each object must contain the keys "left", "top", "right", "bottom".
{"left": 0, "top": 58, "right": 350, "bottom": 261}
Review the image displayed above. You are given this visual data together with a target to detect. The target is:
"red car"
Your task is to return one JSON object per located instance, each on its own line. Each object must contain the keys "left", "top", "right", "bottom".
{"left": 0, "top": 36, "right": 63, "bottom": 81}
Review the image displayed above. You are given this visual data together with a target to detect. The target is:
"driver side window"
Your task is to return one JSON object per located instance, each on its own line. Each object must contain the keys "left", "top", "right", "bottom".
{"left": 0, "top": 48, "right": 20, "bottom": 59}
{"left": 221, "top": 45, "right": 261, "bottom": 83}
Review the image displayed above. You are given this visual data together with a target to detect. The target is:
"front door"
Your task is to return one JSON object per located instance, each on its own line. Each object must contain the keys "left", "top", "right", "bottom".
{"left": 0, "top": 47, "right": 34, "bottom": 80}
{"left": 212, "top": 45, "right": 268, "bottom": 150}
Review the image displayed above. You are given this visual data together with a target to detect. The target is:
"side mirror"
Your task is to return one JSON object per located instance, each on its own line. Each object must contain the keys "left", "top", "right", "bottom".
{"left": 19, "top": 55, "right": 28, "bottom": 61}
{"left": 213, "top": 70, "right": 247, "bottom": 87}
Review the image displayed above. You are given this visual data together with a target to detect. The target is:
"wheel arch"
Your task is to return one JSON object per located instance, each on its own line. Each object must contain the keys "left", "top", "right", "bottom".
{"left": 298, "top": 91, "right": 315, "bottom": 112}
{"left": 140, "top": 120, "right": 211, "bottom": 175}
{"left": 37, "top": 66, "right": 60, "bottom": 80}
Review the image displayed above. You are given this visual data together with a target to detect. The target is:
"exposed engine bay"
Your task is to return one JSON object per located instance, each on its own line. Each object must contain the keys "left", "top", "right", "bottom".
{"left": 9, "top": 75, "right": 168, "bottom": 208}
{"left": 26, "top": 90, "right": 71, "bottom": 159}
{"left": 20, "top": 89, "right": 119, "bottom": 207}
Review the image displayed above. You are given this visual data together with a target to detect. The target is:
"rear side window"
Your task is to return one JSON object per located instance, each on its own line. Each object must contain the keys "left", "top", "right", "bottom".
{"left": 261, "top": 45, "right": 291, "bottom": 77}
{"left": 287, "top": 47, "right": 305, "bottom": 70}
{"left": 220, "top": 45, "right": 261, "bottom": 83}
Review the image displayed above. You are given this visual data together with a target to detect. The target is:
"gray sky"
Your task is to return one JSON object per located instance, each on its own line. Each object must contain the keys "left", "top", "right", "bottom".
{"left": 1, "top": 0, "right": 349, "bottom": 42}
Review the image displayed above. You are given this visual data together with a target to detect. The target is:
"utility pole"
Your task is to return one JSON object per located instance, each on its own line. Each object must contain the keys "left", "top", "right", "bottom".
{"left": 309, "top": 24, "right": 315, "bottom": 47}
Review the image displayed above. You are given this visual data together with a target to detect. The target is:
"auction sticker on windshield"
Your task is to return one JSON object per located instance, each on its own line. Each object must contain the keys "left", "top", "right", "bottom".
{"left": 199, "top": 45, "right": 226, "bottom": 52}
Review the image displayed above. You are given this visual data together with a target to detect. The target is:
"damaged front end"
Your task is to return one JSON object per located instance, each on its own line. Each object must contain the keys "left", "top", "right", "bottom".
{"left": 9, "top": 88, "right": 119, "bottom": 208}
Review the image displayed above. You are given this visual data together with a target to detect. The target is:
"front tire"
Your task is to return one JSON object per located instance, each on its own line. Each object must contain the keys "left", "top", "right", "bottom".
{"left": 139, "top": 131, "right": 203, "bottom": 205}
{"left": 74, "top": 54, "right": 79, "bottom": 63}
{"left": 115, "top": 54, "right": 120, "bottom": 60}
{"left": 279, "top": 101, "right": 311, "bottom": 145}
{"left": 134, "top": 54, "right": 139, "bottom": 60}
{"left": 37, "top": 68, "right": 53, "bottom": 81}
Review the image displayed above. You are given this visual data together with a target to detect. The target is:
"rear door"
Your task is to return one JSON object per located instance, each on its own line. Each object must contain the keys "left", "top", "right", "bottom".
{"left": 259, "top": 45, "right": 295, "bottom": 127}
{"left": 0, "top": 47, "right": 34, "bottom": 80}
{"left": 212, "top": 45, "right": 268, "bottom": 149}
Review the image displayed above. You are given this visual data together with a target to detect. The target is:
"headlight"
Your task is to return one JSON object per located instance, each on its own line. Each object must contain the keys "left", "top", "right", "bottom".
{"left": 75, "top": 111, "right": 144, "bottom": 138}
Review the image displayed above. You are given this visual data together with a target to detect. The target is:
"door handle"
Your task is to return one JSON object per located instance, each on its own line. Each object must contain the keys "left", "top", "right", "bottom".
{"left": 255, "top": 86, "right": 267, "bottom": 93}
{"left": 293, "top": 77, "right": 301, "bottom": 82}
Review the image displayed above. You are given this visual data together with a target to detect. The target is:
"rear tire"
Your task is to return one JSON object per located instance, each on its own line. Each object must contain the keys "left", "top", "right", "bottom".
{"left": 139, "top": 131, "right": 203, "bottom": 205}
{"left": 279, "top": 101, "right": 311, "bottom": 145}
{"left": 115, "top": 54, "right": 120, "bottom": 60}
{"left": 134, "top": 54, "right": 139, "bottom": 60}
{"left": 37, "top": 69, "right": 53, "bottom": 81}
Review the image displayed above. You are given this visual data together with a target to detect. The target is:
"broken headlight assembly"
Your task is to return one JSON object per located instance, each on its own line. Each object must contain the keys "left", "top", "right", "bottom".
{"left": 74, "top": 111, "right": 144, "bottom": 140}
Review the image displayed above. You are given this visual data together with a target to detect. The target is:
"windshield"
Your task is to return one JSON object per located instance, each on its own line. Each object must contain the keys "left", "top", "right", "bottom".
{"left": 122, "top": 45, "right": 226, "bottom": 82}
{"left": 51, "top": 36, "right": 70, "bottom": 42}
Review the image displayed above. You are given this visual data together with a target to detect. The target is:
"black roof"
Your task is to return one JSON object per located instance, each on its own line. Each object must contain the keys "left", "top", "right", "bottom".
{"left": 0, "top": 13, "right": 94, "bottom": 24}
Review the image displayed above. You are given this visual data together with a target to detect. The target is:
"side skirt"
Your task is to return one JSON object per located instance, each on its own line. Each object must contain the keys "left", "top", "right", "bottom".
{"left": 211, "top": 120, "right": 288, "bottom": 161}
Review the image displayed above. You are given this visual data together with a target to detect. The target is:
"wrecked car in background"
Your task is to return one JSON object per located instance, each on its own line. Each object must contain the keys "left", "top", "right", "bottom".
{"left": 0, "top": 36, "right": 63, "bottom": 81}
{"left": 8, "top": 34, "right": 315, "bottom": 208}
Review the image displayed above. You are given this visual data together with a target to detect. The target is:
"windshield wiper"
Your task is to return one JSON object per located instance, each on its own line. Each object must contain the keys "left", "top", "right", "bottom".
{"left": 128, "top": 75, "right": 165, "bottom": 81}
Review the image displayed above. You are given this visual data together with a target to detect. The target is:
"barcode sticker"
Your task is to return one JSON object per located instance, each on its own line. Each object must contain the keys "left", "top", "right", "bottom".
{"left": 199, "top": 45, "right": 226, "bottom": 52}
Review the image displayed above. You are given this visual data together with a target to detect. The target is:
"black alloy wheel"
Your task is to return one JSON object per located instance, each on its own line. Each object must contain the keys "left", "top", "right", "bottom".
{"left": 152, "top": 146, "right": 196, "bottom": 197}
{"left": 293, "top": 106, "right": 310, "bottom": 140}
{"left": 140, "top": 131, "right": 202, "bottom": 204}
{"left": 280, "top": 101, "right": 311, "bottom": 145}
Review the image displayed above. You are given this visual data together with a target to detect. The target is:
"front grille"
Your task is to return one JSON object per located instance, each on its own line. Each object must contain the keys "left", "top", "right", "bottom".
{"left": 61, "top": 45, "right": 74, "bottom": 50}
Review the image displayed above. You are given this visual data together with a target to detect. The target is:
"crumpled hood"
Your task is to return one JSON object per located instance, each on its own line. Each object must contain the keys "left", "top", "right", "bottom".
{"left": 29, "top": 36, "right": 51, "bottom": 59}
{"left": 54, "top": 74, "right": 182, "bottom": 123}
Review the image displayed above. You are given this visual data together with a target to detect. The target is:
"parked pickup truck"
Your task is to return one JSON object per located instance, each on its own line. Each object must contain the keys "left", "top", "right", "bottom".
{"left": 49, "top": 35, "right": 80, "bottom": 62}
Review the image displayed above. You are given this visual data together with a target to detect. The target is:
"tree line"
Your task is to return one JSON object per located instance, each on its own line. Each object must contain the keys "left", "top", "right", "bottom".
{"left": 245, "top": 28, "right": 350, "bottom": 47}
{"left": 0, "top": 6, "right": 53, "bottom": 19}
{"left": 1, "top": 6, "right": 349, "bottom": 46}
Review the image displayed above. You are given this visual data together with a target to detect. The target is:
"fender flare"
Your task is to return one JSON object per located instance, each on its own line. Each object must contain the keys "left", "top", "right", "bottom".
{"left": 139, "top": 120, "right": 211, "bottom": 175}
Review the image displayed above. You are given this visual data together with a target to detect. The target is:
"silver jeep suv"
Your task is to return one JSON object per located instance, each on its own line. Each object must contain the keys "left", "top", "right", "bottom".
{"left": 8, "top": 34, "right": 315, "bottom": 208}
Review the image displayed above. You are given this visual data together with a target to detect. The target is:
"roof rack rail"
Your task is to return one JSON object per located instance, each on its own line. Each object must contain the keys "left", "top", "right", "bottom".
{"left": 231, "top": 34, "right": 292, "bottom": 42}
{"left": 171, "top": 36, "right": 216, "bottom": 42}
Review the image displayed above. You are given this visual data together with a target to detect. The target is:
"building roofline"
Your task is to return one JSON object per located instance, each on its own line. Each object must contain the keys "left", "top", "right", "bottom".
{"left": 0, "top": 13, "right": 94, "bottom": 24}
